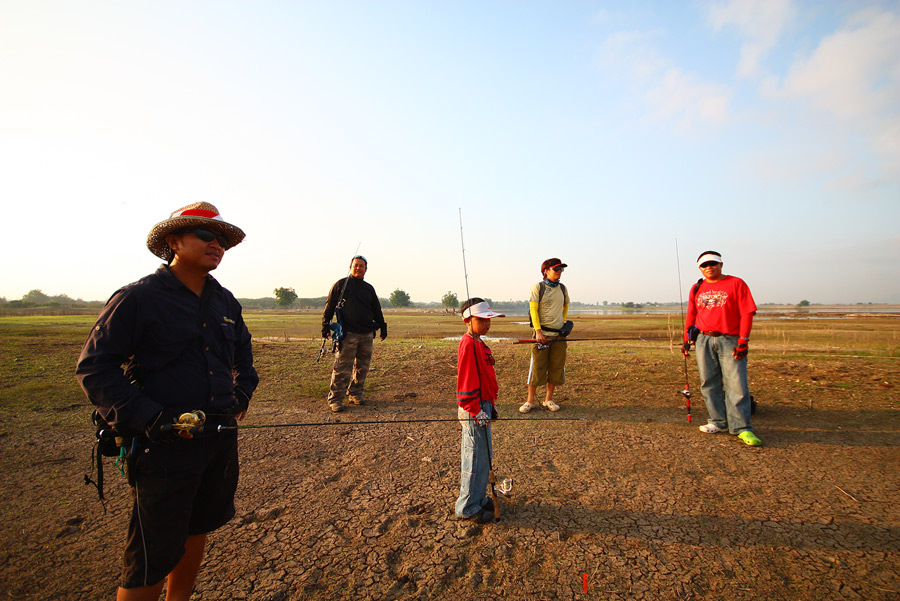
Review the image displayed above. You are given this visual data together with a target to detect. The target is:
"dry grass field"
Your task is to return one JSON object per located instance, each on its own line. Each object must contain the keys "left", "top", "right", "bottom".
{"left": 1, "top": 310, "right": 898, "bottom": 600}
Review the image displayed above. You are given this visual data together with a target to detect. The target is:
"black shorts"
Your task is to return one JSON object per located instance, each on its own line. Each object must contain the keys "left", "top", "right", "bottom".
{"left": 120, "top": 431, "right": 239, "bottom": 589}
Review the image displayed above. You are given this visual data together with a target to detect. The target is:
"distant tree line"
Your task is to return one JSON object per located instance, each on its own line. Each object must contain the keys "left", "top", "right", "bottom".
{"left": 0, "top": 289, "right": 681, "bottom": 312}
{"left": 0, "top": 289, "right": 103, "bottom": 311}
{"left": 5, "top": 288, "right": 878, "bottom": 313}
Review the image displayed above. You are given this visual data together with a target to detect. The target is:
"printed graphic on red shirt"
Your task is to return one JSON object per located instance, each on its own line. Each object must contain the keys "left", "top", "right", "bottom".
{"left": 697, "top": 290, "right": 728, "bottom": 309}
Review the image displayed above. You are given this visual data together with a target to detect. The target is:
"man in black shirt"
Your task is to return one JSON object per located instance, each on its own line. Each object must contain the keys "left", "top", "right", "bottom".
{"left": 322, "top": 255, "right": 387, "bottom": 412}
{"left": 77, "top": 202, "right": 258, "bottom": 600}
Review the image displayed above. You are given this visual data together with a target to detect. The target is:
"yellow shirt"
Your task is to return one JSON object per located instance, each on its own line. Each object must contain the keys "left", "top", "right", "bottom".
{"left": 529, "top": 282, "right": 569, "bottom": 335}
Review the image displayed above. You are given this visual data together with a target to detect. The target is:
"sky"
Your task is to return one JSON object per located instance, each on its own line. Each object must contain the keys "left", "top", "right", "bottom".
{"left": 1, "top": 0, "right": 898, "bottom": 306}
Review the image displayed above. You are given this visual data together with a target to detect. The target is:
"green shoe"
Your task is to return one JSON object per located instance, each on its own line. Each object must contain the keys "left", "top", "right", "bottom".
{"left": 738, "top": 431, "right": 762, "bottom": 446}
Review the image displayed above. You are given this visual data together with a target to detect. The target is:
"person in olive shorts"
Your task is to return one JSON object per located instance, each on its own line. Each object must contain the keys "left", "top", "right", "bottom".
{"left": 77, "top": 202, "right": 259, "bottom": 600}
{"left": 520, "top": 258, "right": 570, "bottom": 413}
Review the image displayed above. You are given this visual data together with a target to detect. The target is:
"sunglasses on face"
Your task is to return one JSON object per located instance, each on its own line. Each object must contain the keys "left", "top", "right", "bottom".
{"left": 181, "top": 228, "right": 229, "bottom": 247}
{"left": 700, "top": 262, "right": 720, "bottom": 268}
{"left": 552, "top": 267, "right": 564, "bottom": 272}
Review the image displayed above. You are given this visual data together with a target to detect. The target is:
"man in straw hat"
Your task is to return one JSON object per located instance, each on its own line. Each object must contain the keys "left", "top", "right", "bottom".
{"left": 77, "top": 202, "right": 259, "bottom": 600}
{"left": 681, "top": 250, "right": 761, "bottom": 446}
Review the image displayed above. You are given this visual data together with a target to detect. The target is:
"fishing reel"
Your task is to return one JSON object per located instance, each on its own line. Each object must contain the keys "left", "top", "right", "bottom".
{"left": 315, "top": 341, "right": 329, "bottom": 363}
{"left": 679, "top": 388, "right": 692, "bottom": 399}
{"left": 173, "top": 411, "right": 206, "bottom": 433}
{"left": 497, "top": 477, "right": 514, "bottom": 497}
{"left": 158, "top": 411, "right": 206, "bottom": 439}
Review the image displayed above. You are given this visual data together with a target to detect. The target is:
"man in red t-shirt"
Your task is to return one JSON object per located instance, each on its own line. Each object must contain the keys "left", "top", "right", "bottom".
{"left": 682, "top": 250, "right": 762, "bottom": 446}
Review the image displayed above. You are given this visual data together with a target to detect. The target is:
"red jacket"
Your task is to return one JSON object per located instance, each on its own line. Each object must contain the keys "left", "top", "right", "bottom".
{"left": 456, "top": 334, "right": 499, "bottom": 416}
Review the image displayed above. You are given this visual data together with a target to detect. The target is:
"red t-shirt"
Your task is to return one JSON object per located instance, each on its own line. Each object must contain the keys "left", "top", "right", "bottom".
{"left": 686, "top": 275, "right": 757, "bottom": 337}
{"left": 456, "top": 333, "right": 499, "bottom": 417}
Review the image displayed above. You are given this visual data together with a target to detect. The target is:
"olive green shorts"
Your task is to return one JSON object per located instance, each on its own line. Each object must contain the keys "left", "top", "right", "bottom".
{"left": 527, "top": 338, "right": 567, "bottom": 386}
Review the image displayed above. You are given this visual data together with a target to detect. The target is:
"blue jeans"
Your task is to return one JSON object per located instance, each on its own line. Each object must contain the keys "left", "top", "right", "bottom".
{"left": 455, "top": 401, "right": 493, "bottom": 518}
{"left": 695, "top": 334, "right": 753, "bottom": 434}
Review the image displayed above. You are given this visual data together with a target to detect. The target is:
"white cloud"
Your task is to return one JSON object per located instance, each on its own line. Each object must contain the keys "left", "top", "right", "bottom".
{"left": 707, "top": 0, "right": 796, "bottom": 79}
{"left": 644, "top": 68, "right": 731, "bottom": 131}
{"left": 596, "top": 29, "right": 668, "bottom": 84}
{"left": 704, "top": 3, "right": 900, "bottom": 186}
{"left": 780, "top": 7, "right": 900, "bottom": 172}
{"left": 596, "top": 30, "right": 732, "bottom": 132}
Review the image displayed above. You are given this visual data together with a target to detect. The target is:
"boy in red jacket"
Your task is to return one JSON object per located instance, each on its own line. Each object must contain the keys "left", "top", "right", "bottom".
{"left": 455, "top": 297, "right": 505, "bottom": 523}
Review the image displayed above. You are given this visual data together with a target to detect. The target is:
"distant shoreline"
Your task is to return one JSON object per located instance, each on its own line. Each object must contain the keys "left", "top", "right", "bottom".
{"left": 488, "top": 306, "right": 900, "bottom": 318}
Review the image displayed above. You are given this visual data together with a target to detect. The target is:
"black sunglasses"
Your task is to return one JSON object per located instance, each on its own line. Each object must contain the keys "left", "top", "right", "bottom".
{"left": 179, "top": 228, "right": 229, "bottom": 247}
{"left": 552, "top": 266, "right": 564, "bottom": 272}
{"left": 700, "top": 262, "right": 720, "bottom": 268}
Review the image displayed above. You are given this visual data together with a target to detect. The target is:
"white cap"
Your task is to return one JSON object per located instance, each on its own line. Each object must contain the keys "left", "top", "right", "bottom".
{"left": 462, "top": 301, "right": 505, "bottom": 319}
{"left": 697, "top": 252, "right": 722, "bottom": 266}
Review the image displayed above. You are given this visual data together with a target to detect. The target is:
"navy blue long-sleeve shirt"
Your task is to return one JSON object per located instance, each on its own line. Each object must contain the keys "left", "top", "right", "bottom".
{"left": 76, "top": 266, "right": 259, "bottom": 435}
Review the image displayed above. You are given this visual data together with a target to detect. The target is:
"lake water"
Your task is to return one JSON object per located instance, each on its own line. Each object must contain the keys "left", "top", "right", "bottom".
{"left": 493, "top": 307, "right": 900, "bottom": 317}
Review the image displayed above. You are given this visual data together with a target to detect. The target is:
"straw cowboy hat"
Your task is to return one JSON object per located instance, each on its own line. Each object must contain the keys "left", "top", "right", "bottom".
{"left": 146, "top": 202, "right": 246, "bottom": 260}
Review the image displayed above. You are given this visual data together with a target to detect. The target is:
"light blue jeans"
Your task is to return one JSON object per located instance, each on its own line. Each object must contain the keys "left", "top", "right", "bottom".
{"left": 455, "top": 401, "right": 493, "bottom": 518}
{"left": 695, "top": 334, "right": 753, "bottom": 434}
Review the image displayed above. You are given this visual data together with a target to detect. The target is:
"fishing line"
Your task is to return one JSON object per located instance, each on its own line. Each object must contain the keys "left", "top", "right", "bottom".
{"left": 675, "top": 238, "right": 692, "bottom": 423}
{"left": 216, "top": 416, "right": 588, "bottom": 431}
{"left": 317, "top": 242, "right": 362, "bottom": 362}
{"left": 458, "top": 208, "right": 471, "bottom": 307}
{"left": 335, "top": 241, "right": 362, "bottom": 311}
{"left": 458, "top": 207, "right": 499, "bottom": 519}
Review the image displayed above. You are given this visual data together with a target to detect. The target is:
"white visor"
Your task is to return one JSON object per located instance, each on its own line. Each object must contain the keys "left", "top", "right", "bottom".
{"left": 697, "top": 253, "right": 722, "bottom": 266}
{"left": 462, "top": 301, "right": 505, "bottom": 319}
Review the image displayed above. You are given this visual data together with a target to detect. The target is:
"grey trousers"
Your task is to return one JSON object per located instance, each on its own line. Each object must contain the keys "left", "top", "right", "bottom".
{"left": 327, "top": 331, "right": 374, "bottom": 405}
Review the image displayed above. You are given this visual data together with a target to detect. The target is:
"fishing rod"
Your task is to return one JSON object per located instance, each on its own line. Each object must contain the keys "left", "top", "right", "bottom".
{"left": 675, "top": 239, "right": 692, "bottom": 423}
{"left": 317, "top": 242, "right": 362, "bottom": 362}
{"left": 513, "top": 336, "right": 666, "bottom": 344}
{"left": 487, "top": 435, "right": 500, "bottom": 520}
{"left": 459, "top": 207, "right": 499, "bottom": 521}
{"left": 458, "top": 208, "right": 471, "bottom": 306}
{"left": 214, "top": 416, "right": 589, "bottom": 432}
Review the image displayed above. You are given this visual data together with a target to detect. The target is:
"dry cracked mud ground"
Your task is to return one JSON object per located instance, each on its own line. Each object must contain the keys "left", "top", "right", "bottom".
{"left": 2, "top": 337, "right": 898, "bottom": 600}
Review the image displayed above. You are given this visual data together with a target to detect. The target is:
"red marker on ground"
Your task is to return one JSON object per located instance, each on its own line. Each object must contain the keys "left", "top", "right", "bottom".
{"left": 583, "top": 573, "right": 588, "bottom": 593}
